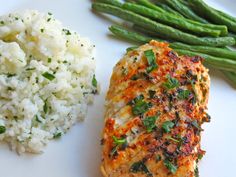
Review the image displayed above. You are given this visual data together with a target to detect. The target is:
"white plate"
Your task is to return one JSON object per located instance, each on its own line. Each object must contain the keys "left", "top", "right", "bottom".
{"left": 0, "top": 0, "right": 235, "bottom": 177}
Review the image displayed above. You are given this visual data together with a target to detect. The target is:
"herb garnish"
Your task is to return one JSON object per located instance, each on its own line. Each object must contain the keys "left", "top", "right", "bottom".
{"left": 143, "top": 116, "right": 158, "bottom": 133}
{"left": 42, "top": 72, "right": 55, "bottom": 81}
{"left": 128, "top": 95, "right": 152, "bottom": 116}
{"left": 148, "top": 90, "right": 156, "bottom": 99}
{"left": 190, "top": 81, "right": 197, "bottom": 104}
{"left": 6, "top": 73, "right": 16, "bottom": 78}
{"left": 35, "top": 115, "right": 42, "bottom": 123}
{"left": 112, "top": 136, "right": 127, "bottom": 146}
{"left": 26, "top": 67, "right": 36, "bottom": 71}
{"left": 43, "top": 100, "right": 48, "bottom": 114}
{"left": 126, "top": 46, "right": 138, "bottom": 52}
{"left": 53, "top": 132, "right": 62, "bottom": 139}
{"left": 144, "top": 49, "right": 158, "bottom": 73}
{"left": 92, "top": 74, "right": 97, "bottom": 87}
{"left": 40, "top": 28, "right": 44, "bottom": 33}
{"left": 163, "top": 75, "right": 179, "bottom": 90}
{"left": 156, "top": 155, "right": 162, "bottom": 162}
{"left": 166, "top": 136, "right": 180, "bottom": 143}
{"left": 163, "top": 159, "right": 177, "bottom": 174}
{"left": 62, "top": 29, "right": 71, "bottom": 35}
{"left": 130, "top": 161, "right": 152, "bottom": 176}
{"left": 130, "top": 74, "right": 139, "bottom": 80}
{"left": 194, "top": 166, "right": 199, "bottom": 177}
{"left": 177, "top": 89, "right": 191, "bottom": 100}
{"left": 110, "top": 136, "right": 127, "bottom": 157}
{"left": 48, "top": 58, "right": 52, "bottom": 63}
{"left": 132, "top": 100, "right": 152, "bottom": 116}
{"left": 162, "top": 121, "right": 175, "bottom": 133}
{"left": 128, "top": 94, "right": 144, "bottom": 105}
{"left": 191, "top": 120, "right": 200, "bottom": 130}
{"left": 197, "top": 153, "right": 204, "bottom": 163}
{"left": 0, "top": 125, "right": 6, "bottom": 134}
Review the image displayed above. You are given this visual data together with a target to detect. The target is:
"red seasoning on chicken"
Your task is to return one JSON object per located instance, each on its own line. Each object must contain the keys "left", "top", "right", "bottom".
{"left": 101, "top": 41, "right": 210, "bottom": 177}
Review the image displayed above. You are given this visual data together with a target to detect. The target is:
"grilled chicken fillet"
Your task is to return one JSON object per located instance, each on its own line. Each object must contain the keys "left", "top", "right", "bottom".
{"left": 101, "top": 41, "right": 210, "bottom": 177}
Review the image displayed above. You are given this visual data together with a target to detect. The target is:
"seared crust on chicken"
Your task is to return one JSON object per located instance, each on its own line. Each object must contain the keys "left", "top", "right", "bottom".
{"left": 101, "top": 41, "right": 210, "bottom": 177}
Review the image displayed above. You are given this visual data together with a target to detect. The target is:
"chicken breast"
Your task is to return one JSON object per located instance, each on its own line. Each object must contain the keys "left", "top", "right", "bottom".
{"left": 101, "top": 40, "right": 210, "bottom": 177}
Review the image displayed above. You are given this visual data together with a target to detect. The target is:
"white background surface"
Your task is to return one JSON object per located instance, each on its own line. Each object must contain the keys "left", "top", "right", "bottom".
{"left": 0, "top": 0, "right": 235, "bottom": 177}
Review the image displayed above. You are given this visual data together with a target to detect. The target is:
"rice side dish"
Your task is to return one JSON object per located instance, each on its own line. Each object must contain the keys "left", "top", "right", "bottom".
{"left": 0, "top": 10, "right": 97, "bottom": 153}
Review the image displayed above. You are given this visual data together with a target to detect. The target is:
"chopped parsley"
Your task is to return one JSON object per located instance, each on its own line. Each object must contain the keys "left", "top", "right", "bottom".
{"left": 43, "top": 100, "right": 48, "bottom": 114}
{"left": 42, "top": 72, "right": 55, "bottom": 81}
{"left": 191, "top": 120, "right": 201, "bottom": 130}
{"left": 47, "top": 58, "right": 52, "bottom": 63}
{"left": 47, "top": 18, "right": 51, "bottom": 22}
{"left": 6, "top": 73, "right": 16, "bottom": 78}
{"left": 143, "top": 116, "right": 158, "bottom": 133}
{"left": 48, "top": 12, "right": 52, "bottom": 15}
{"left": 156, "top": 155, "right": 162, "bottom": 162}
{"left": 0, "top": 125, "right": 6, "bottom": 134}
{"left": 144, "top": 49, "right": 158, "bottom": 73}
{"left": 197, "top": 153, "right": 204, "bottom": 162}
{"left": 177, "top": 89, "right": 191, "bottom": 100}
{"left": 40, "top": 28, "right": 44, "bottom": 33}
{"left": 62, "top": 29, "right": 71, "bottom": 35}
{"left": 112, "top": 136, "right": 127, "bottom": 146}
{"left": 130, "top": 74, "right": 139, "bottom": 80}
{"left": 35, "top": 115, "right": 42, "bottom": 123}
{"left": 132, "top": 100, "right": 152, "bottom": 116}
{"left": 194, "top": 166, "right": 199, "bottom": 177}
{"left": 190, "top": 81, "right": 197, "bottom": 104}
{"left": 126, "top": 46, "right": 138, "bottom": 52}
{"left": 0, "top": 21, "right": 4, "bottom": 25}
{"left": 26, "top": 67, "right": 36, "bottom": 71}
{"left": 53, "top": 132, "right": 62, "bottom": 139}
{"left": 162, "top": 121, "right": 175, "bottom": 133}
{"left": 110, "top": 136, "right": 128, "bottom": 157}
{"left": 163, "top": 159, "right": 177, "bottom": 174}
{"left": 128, "top": 95, "right": 152, "bottom": 116}
{"left": 130, "top": 161, "right": 152, "bottom": 176}
{"left": 92, "top": 74, "right": 97, "bottom": 87}
{"left": 166, "top": 136, "right": 180, "bottom": 143}
{"left": 148, "top": 90, "right": 156, "bottom": 99}
{"left": 163, "top": 75, "right": 179, "bottom": 90}
{"left": 128, "top": 94, "right": 144, "bottom": 105}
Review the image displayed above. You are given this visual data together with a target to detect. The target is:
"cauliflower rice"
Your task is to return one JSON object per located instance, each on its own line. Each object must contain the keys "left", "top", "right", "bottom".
{"left": 0, "top": 10, "right": 97, "bottom": 153}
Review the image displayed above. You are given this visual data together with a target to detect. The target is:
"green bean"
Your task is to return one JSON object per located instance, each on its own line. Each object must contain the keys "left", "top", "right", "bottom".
{"left": 222, "top": 71, "right": 236, "bottom": 88}
{"left": 171, "top": 42, "right": 236, "bottom": 60}
{"left": 109, "top": 25, "right": 153, "bottom": 43}
{"left": 92, "top": 3, "right": 235, "bottom": 47}
{"left": 136, "top": 0, "right": 166, "bottom": 13}
{"left": 126, "top": 46, "right": 139, "bottom": 52}
{"left": 189, "top": 0, "right": 236, "bottom": 33}
{"left": 133, "top": 24, "right": 170, "bottom": 40}
{"left": 123, "top": 3, "right": 221, "bottom": 37}
{"left": 96, "top": 0, "right": 123, "bottom": 7}
{"left": 175, "top": 49, "right": 236, "bottom": 72}
{"left": 215, "top": 10, "right": 236, "bottom": 23}
{"left": 164, "top": 0, "right": 208, "bottom": 23}
{"left": 135, "top": 0, "right": 228, "bottom": 36}
{"left": 110, "top": 25, "right": 236, "bottom": 60}
{"left": 155, "top": 2, "right": 184, "bottom": 17}
{"left": 229, "top": 33, "right": 236, "bottom": 41}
